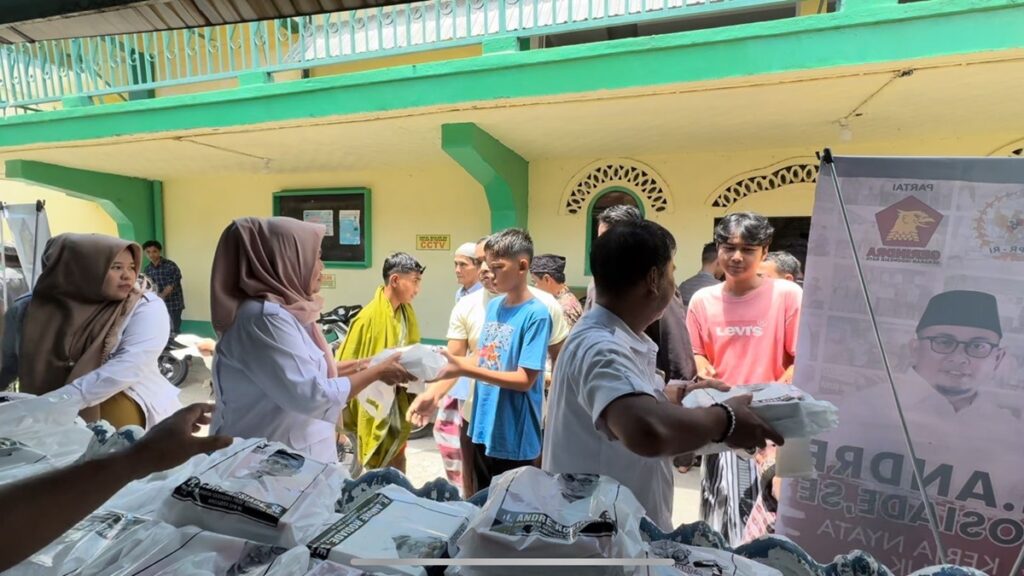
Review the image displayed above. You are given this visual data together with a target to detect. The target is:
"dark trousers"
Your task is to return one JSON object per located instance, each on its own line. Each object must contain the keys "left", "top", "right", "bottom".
{"left": 470, "top": 440, "right": 533, "bottom": 490}
{"left": 168, "top": 309, "right": 183, "bottom": 335}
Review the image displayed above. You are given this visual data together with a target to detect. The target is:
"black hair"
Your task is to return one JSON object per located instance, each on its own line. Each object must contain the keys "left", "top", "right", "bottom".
{"left": 714, "top": 212, "right": 774, "bottom": 248}
{"left": 765, "top": 251, "right": 802, "bottom": 278}
{"left": 530, "top": 254, "right": 567, "bottom": 284}
{"left": 382, "top": 252, "right": 425, "bottom": 281}
{"left": 592, "top": 220, "right": 675, "bottom": 298}
{"left": 485, "top": 228, "right": 534, "bottom": 262}
{"left": 596, "top": 205, "right": 643, "bottom": 229}
{"left": 142, "top": 240, "right": 163, "bottom": 252}
{"left": 700, "top": 242, "right": 717, "bottom": 265}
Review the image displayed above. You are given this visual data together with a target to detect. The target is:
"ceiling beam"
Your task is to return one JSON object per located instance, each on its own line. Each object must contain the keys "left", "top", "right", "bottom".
{"left": 0, "top": 0, "right": 154, "bottom": 26}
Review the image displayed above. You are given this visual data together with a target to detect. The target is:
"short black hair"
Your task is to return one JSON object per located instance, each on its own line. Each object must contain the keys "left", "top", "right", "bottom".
{"left": 714, "top": 212, "right": 774, "bottom": 248}
{"left": 142, "top": 240, "right": 163, "bottom": 252}
{"left": 700, "top": 242, "right": 717, "bottom": 265}
{"left": 485, "top": 228, "right": 534, "bottom": 262}
{"left": 592, "top": 220, "right": 675, "bottom": 298}
{"left": 596, "top": 205, "right": 643, "bottom": 229}
{"left": 382, "top": 252, "right": 425, "bottom": 281}
{"left": 530, "top": 254, "right": 567, "bottom": 284}
{"left": 765, "top": 251, "right": 802, "bottom": 279}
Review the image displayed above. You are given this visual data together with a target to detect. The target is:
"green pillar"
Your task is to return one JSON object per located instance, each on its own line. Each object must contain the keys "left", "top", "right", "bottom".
{"left": 5, "top": 160, "right": 163, "bottom": 244}
{"left": 441, "top": 123, "right": 529, "bottom": 232}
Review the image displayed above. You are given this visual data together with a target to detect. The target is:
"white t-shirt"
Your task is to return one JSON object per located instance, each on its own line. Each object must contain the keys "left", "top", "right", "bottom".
{"left": 541, "top": 304, "right": 674, "bottom": 531}
{"left": 447, "top": 287, "right": 569, "bottom": 421}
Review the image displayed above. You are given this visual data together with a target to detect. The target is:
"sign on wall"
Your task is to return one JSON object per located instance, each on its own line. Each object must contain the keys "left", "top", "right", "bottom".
{"left": 777, "top": 156, "right": 1024, "bottom": 575}
{"left": 320, "top": 273, "right": 337, "bottom": 290}
{"left": 416, "top": 234, "right": 451, "bottom": 251}
{"left": 273, "top": 188, "right": 372, "bottom": 268}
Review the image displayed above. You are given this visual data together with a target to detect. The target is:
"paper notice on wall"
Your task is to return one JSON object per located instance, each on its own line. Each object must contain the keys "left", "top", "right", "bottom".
{"left": 304, "top": 210, "right": 335, "bottom": 237}
{"left": 776, "top": 156, "right": 1024, "bottom": 575}
{"left": 338, "top": 211, "right": 361, "bottom": 246}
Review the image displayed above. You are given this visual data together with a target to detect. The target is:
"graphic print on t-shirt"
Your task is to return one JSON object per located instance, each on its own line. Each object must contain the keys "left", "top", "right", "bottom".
{"left": 714, "top": 319, "right": 768, "bottom": 338}
{"left": 478, "top": 322, "right": 514, "bottom": 370}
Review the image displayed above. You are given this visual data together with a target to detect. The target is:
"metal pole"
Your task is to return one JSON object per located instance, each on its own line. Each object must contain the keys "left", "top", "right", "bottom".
{"left": 822, "top": 149, "right": 947, "bottom": 564}
{"left": 31, "top": 199, "right": 43, "bottom": 287}
{"left": 1, "top": 202, "right": 7, "bottom": 310}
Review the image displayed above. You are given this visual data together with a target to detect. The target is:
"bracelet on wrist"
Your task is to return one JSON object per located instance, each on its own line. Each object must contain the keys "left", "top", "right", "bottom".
{"left": 711, "top": 402, "right": 736, "bottom": 444}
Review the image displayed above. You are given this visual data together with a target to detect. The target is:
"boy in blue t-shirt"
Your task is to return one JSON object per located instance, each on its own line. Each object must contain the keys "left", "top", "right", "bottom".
{"left": 439, "top": 228, "right": 552, "bottom": 488}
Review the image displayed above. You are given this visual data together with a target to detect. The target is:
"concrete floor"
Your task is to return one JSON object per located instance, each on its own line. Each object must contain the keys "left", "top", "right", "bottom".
{"left": 179, "top": 358, "right": 702, "bottom": 528}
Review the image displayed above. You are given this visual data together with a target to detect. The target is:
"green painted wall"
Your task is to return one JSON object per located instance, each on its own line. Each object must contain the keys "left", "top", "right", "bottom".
{"left": 5, "top": 160, "right": 162, "bottom": 243}
{"left": 442, "top": 123, "right": 529, "bottom": 231}
{"left": 0, "top": 0, "right": 1020, "bottom": 148}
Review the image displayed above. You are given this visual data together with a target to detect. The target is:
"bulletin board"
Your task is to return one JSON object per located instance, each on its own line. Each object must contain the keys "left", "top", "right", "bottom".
{"left": 272, "top": 188, "right": 372, "bottom": 269}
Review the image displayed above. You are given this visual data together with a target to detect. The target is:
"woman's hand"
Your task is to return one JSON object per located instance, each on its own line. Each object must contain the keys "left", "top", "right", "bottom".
{"left": 369, "top": 353, "right": 416, "bottom": 385}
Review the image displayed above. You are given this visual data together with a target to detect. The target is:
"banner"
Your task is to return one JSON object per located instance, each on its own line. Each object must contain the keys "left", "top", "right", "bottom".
{"left": 777, "top": 156, "right": 1024, "bottom": 575}
{"left": 3, "top": 203, "right": 51, "bottom": 290}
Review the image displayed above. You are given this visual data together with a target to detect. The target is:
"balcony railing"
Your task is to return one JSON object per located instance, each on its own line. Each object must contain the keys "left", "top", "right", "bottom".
{"left": 0, "top": 0, "right": 792, "bottom": 116}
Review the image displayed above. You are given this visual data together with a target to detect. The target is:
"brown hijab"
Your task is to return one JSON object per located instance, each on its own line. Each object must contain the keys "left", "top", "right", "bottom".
{"left": 210, "top": 217, "right": 337, "bottom": 378}
{"left": 19, "top": 234, "right": 145, "bottom": 396}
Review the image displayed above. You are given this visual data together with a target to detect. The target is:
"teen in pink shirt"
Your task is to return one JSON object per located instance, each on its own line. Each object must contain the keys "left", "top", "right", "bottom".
{"left": 686, "top": 278, "right": 801, "bottom": 386}
{"left": 685, "top": 212, "right": 802, "bottom": 547}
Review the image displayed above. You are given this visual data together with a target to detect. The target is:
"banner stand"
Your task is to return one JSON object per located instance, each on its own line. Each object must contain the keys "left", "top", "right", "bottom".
{"left": 821, "top": 148, "right": 947, "bottom": 564}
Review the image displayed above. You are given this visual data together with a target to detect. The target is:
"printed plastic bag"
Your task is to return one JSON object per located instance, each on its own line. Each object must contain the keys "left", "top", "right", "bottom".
{"left": 87, "top": 526, "right": 311, "bottom": 576}
{"left": 307, "top": 485, "right": 476, "bottom": 576}
{"left": 159, "top": 439, "right": 344, "bottom": 547}
{"left": 644, "top": 540, "right": 782, "bottom": 576}
{"left": 680, "top": 384, "right": 838, "bottom": 456}
{"left": 6, "top": 511, "right": 173, "bottom": 576}
{"left": 0, "top": 393, "right": 94, "bottom": 484}
{"left": 357, "top": 345, "right": 447, "bottom": 421}
{"left": 454, "top": 468, "right": 647, "bottom": 576}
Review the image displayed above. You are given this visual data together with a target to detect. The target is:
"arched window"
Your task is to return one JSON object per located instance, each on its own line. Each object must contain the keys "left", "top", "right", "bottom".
{"left": 585, "top": 187, "right": 645, "bottom": 275}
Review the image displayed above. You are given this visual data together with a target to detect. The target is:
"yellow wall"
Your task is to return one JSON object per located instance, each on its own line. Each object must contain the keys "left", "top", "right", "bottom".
{"left": 529, "top": 148, "right": 819, "bottom": 289}
{"left": 163, "top": 165, "right": 490, "bottom": 340}
{"left": 0, "top": 180, "right": 118, "bottom": 238}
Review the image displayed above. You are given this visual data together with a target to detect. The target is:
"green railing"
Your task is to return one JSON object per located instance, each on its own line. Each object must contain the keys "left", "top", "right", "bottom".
{"left": 0, "top": 0, "right": 793, "bottom": 116}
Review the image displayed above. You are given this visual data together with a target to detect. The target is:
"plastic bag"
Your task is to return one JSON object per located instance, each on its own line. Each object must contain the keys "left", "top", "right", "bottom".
{"left": 357, "top": 345, "right": 447, "bottom": 421}
{"left": 0, "top": 393, "right": 94, "bottom": 484}
{"left": 307, "top": 485, "right": 476, "bottom": 576}
{"left": 89, "top": 526, "right": 311, "bottom": 576}
{"left": 680, "top": 384, "right": 838, "bottom": 457}
{"left": 6, "top": 511, "right": 169, "bottom": 576}
{"left": 454, "top": 468, "right": 647, "bottom": 576}
{"left": 159, "top": 439, "right": 344, "bottom": 547}
{"left": 644, "top": 541, "right": 782, "bottom": 576}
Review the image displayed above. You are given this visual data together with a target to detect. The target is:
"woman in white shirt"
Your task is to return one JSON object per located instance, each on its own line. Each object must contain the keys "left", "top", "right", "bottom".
{"left": 19, "top": 234, "right": 182, "bottom": 428}
{"left": 209, "top": 217, "right": 412, "bottom": 463}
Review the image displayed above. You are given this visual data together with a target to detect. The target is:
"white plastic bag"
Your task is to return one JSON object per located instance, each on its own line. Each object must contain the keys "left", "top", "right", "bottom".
{"left": 159, "top": 439, "right": 344, "bottom": 547}
{"left": 455, "top": 468, "right": 646, "bottom": 576}
{"left": 680, "top": 384, "right": 838, "bottom": 456}
{"left": 89, "top": 526, "right": 311, "bottom": 576}
{"left": 307, "top": 485, "right": 476, "bottom": 576}
{"left": 6, "top": 511, "right": 170, "bottom": 576}
{"left": 0, "top": 393, "right": 94, "bottom": 484}
{"left": 644, "top": 541, "right": 782, "bottom": 576}
{"left": 356, "top": 345, "right": 447, "bottom": 421}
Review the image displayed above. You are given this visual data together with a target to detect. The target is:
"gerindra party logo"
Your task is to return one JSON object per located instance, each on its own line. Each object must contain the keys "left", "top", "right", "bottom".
{"left": 975, "top": 190, "right": 1024, "bottom": 261}
{"left": 866, "top": 194, "right": 943, "bottom": 264}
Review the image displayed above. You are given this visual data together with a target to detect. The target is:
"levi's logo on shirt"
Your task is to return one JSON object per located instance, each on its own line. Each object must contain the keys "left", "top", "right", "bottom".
{"left": 715, "top": 322, "right": 766, "bottom": 337}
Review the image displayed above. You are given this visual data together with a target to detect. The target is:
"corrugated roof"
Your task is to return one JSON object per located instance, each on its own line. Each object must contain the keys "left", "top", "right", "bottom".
{"left": 0, "top": 0, "right": 410, "bottom": 43}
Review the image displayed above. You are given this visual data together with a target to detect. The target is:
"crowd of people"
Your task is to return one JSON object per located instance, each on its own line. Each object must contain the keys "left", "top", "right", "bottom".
{"left": 0, "top": 207, "right": 809, "bottom": 566}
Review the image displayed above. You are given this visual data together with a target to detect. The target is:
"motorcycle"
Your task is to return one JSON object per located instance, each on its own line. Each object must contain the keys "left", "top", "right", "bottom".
{"left": 159, "top": 333, "right": 214, "bottom": 387}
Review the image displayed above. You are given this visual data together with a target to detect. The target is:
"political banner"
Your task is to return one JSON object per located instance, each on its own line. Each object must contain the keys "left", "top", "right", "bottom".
{"left": 777, "top": 156, "right": 1024, "bottom": 575}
